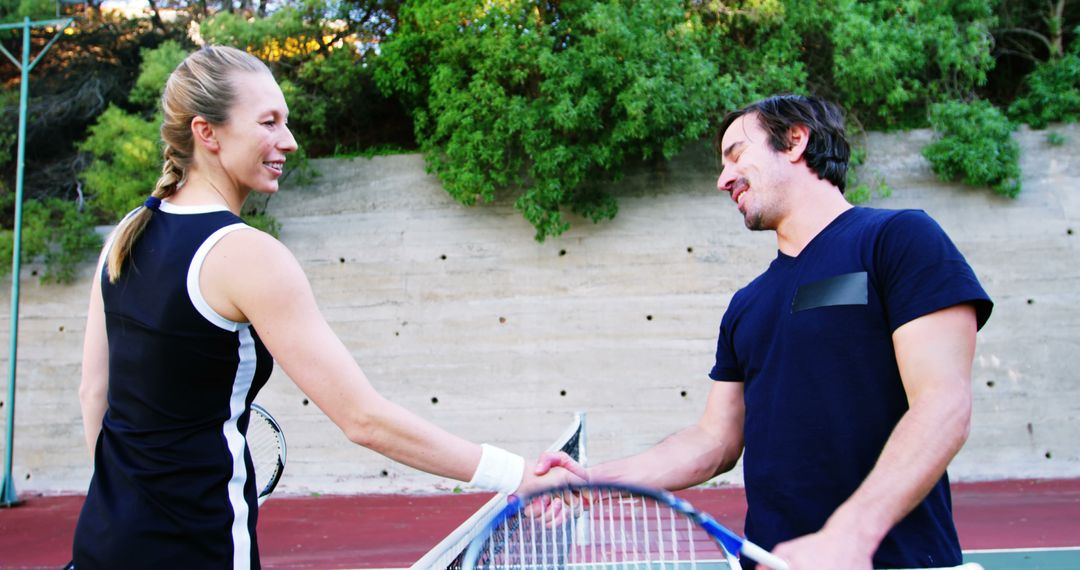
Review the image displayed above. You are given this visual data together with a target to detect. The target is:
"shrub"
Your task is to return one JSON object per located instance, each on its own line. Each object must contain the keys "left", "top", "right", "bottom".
{"left": 0, "top": 196, "right": 101, "bottom": 283}
{"left": 128, "top": 40, "right": 190, "bottom": 108}
{"left": 1008, "top": 53, "right": 1080, "bottom": 129}
{"left": 923, "top": 100, "right": 1020, "bottom": 197}
{"left": 79, "top": 105, "right": 162, "bottom": 219}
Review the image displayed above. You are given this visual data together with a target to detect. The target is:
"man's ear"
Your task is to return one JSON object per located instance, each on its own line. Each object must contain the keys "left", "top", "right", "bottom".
{"left": 191, "top": 116, "right": 219, "bottom": 153}
{"left": 785, "top": 123, "right": 810, "bottom": 163}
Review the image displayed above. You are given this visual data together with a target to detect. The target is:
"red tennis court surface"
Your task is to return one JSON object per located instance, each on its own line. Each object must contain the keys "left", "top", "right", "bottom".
{"left": 1, "top": 477, "right": 1077, "bottom": 569}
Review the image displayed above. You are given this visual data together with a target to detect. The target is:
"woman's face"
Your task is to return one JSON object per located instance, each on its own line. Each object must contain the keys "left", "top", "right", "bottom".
{"left": 214, "top": 71, "right": 298, "bottom": 195}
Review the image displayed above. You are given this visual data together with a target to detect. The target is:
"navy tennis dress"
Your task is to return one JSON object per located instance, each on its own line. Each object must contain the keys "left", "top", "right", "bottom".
{"left": 73, "top": 202, "right": 274, "bottom": 569}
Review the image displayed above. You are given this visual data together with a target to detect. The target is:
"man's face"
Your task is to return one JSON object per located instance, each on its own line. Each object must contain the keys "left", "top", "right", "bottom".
{"left": 716, "top": 113, "right": 792, "bottom": 231}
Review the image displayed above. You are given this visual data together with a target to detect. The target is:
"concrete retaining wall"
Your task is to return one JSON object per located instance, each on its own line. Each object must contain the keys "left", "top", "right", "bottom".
{"left": 1, "top": 124, "right": 1077, "bottom": 495}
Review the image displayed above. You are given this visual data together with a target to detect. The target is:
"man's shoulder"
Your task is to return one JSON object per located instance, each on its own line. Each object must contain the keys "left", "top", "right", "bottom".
{"left": 847, "top": 206, "right": 931, "bottom": 225}
{"left": 842, "top": 207, "right": 949, "bottom": 241}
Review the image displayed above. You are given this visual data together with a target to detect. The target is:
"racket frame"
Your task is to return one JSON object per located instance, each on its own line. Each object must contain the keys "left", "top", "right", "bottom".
{"left": 462, "top": 481, "right": 789, "bottom": 569}
{"left": 249, "top": 402, "right": 287, "bottom": 505}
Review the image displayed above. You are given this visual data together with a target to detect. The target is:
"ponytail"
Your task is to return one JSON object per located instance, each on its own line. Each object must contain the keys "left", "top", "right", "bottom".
{"left": 105, "top": 148, "right": 184, "bottom": 283}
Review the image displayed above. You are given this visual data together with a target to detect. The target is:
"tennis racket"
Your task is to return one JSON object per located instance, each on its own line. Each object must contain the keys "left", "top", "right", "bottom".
{"left": 462, "top": 481, "right": 783, "bottom": 569}
{"left": 461, "top": 482, "right": 987, "bottom": 570}
{"left": 248, "top": 402, "right": 287, "bottom": 506}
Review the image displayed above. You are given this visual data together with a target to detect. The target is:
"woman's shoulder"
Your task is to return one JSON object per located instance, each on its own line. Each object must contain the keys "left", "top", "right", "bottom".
{"left": 213, "top": 224, "right": 292, "bottom": 261}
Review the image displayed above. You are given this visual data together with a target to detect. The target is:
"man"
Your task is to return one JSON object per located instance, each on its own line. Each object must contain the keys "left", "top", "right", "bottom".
{"left": 539, "top": 94, "right": 993, "bottom": 569}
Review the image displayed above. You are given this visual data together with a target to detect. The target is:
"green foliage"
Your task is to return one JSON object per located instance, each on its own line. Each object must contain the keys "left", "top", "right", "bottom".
{"left": 0, "top": 0, "right": 55, "bottom": 22}
{"left": 201, "top": 2, "right": 411, "bottom": 155}
{"left": 0, "top": 88, "right": 18, "bottom": 169}
{"left": 828, "top": 0, "right": 996, "bottom": 129}
{"left": 7, "top": 0, "right": 1077, "bottom": 262}
{"left": 1008, "top": 53, "right": 1080, "bottom": 129}
{"left": 241, "top": 210, "right": 282, "bottom": 238}
{"left": 1046, "top": 131, "right": 1068, "bottom": 146}
{"left": 199, "top": 5, "right": 312, "bottom": 58}
{"left": 844, "top": 145, "right": 892, "bottom": 205}
{"left": 0, "top": 196, "right": 101, "bottom": 283}
{"left": 923, "top": 100, "right": 1021, "bottom": 198}
{"left": 79, "top": 105, "right": 162, "bottom": 219}
{"left": 129, "top": 40, "right": 191, "bottom": 108}
{"left": 378, "top": 0, "right": 792, "bottom": 240}
{"left": 332, "top": 143, "right": 411, "bottom": 159}
{"left": 704, "top": 1, "right": 807, "bottom": 109}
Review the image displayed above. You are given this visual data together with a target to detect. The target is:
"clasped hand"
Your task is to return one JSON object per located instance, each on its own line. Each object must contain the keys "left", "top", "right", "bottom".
{"left": 511, "top": 451, "right": 591, "bottom": 526}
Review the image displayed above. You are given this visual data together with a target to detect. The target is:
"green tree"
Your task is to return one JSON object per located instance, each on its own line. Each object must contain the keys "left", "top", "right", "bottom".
{"left": 378, "top": 0, "right": 800, "bottom": 240}
{"left": 1009, "top": 51, "right": 1080, "bottom": 128}
{"left": 827, "top": 0, "right": 996, "bottom": 129}
{"left": 1006, "top": 11, "right": 1080, "bottom": 129}
{"left": 129, "top": 40, "right": 190, "bottom": 107}
{"left": 79, "top": 104, "right": 162, "bottom": 218}
{"left": 0, "top": 0, "right": 60, "bottom": 22}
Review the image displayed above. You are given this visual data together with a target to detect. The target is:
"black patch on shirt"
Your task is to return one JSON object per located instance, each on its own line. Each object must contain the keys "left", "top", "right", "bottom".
{"left": 792, "top": 271, "right": 868, "bottom": 312}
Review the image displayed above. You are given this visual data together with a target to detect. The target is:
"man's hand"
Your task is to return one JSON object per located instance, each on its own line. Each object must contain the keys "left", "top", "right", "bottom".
{"left": 515, "top": 451, "right": 588, "bottom": 498}
{"left": 511, "top": 452, "right": 590, "bottom": 526}
{"left": 766, "top": 526, "right": 873, "bottom": 570}
{"left": 532, "top": 451, "right": 589, "bottom": 480}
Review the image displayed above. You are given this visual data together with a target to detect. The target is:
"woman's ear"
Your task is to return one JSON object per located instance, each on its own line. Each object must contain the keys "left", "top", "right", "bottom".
{"left": 785, "top": 123, "right": 810, "bottom": 163}
{"left": 191, "top": 116, "right": 219, "bottom": 153}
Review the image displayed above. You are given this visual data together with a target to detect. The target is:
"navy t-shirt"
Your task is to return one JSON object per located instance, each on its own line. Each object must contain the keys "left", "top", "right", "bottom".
{"left": 710, "top": 207, "right": 992, "bottom": 569}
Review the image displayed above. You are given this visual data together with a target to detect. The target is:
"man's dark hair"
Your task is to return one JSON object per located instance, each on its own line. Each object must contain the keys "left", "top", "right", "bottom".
{"left": 718, "top": 94, "right": 851, "bottom": 192}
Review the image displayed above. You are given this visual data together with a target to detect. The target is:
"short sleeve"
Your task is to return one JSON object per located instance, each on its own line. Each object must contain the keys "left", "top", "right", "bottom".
{"left": 709, "top": 304, "right": 744, "bottom": 382}
{"left": 875, "top": 210, "right": 993, "bottom": 331}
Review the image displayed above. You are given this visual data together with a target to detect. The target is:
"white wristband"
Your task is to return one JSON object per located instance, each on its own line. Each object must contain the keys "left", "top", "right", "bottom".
{"left": 468, "top": 444, "right": 525, "bottom": 494}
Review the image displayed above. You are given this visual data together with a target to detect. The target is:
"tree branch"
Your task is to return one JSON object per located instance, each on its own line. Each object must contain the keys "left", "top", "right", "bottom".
{"left": 994, "top": 27, "right": 1054, "bottom": 57}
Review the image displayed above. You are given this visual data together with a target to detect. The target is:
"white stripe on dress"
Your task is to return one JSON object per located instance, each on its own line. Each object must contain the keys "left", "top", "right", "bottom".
{"left": 225, "top": 327, "right": 258, "bottom": 569}
{"left": 185, "top": 221, "right": 261, "bottom": 569}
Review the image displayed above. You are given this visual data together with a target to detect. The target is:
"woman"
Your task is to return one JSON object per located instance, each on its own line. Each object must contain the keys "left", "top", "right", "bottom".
{"left": 73, "top": 46, "right": 582, "bottom": 569}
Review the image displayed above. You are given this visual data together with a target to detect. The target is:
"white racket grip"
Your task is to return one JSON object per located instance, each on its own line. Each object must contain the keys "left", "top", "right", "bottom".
{"left": 741, "top": 540, "right": 790, "bottom": 570}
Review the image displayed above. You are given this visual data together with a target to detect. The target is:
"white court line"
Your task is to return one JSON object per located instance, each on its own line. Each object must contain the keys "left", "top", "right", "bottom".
{"left": 336, "top": 548, "right": 1080, "bottom": 570}
{"left": 964, "top": 545, "right": 1080, "bottom": 553}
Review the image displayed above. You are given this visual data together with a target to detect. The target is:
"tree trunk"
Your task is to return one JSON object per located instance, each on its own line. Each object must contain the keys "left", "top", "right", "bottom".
{"left": 1050, "top": 0, "right": 1065, "bottom": 59}
{"left": 145, "top": 0, "right": 167, "bottom": 33}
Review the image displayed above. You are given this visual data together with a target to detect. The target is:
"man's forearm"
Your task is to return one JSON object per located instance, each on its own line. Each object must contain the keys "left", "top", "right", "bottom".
{"left": 590, "top": 422, "right": 742, "bottom": 491}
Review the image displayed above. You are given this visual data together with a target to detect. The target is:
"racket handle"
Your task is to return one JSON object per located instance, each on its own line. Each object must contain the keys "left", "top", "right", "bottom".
{"left": 894, "top": 563, "right": 985, "bottom": 570}
{"left": 740, "top": 540, "right": 790, "bottom": 570}
{"left": 739, "top": 543, "right": 982, "bottom": 570}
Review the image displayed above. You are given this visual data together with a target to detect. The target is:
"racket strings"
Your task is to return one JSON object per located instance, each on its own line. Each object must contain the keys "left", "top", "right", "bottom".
{"left": 246, "top": 407, "right": 285, "bottom": 501}
{"left": 471, "top": 489, "right": 724, "bottom": 569}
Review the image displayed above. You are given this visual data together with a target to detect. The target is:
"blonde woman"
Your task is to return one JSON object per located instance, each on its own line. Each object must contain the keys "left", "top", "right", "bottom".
{"left": 72, "top": 46, "right": 583, "bottom": 569}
